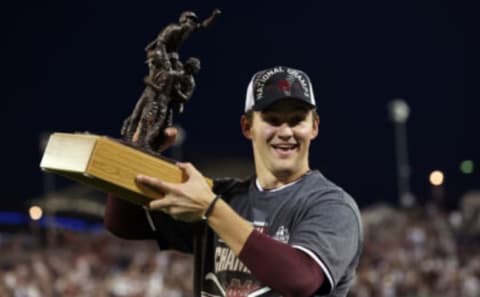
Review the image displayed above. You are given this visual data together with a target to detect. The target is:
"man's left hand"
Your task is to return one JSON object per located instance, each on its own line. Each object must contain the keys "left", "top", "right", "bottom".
{"left": 135, "top": 162, "right": 214, "bottom": 222}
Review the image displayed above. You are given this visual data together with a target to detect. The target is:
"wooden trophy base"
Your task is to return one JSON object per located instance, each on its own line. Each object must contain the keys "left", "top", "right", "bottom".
{"left": 40, "top": 132, "right": 213, "bottom": 206}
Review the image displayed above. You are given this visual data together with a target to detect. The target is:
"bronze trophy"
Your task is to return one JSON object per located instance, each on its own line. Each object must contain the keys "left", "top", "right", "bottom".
{"left": 40, "top": 10, "right": 221, "bottom": 205}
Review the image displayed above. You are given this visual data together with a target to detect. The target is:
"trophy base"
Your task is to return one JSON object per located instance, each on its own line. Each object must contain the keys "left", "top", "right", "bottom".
{"left": 40, "top": 132, "right": 213, "bottom": 206}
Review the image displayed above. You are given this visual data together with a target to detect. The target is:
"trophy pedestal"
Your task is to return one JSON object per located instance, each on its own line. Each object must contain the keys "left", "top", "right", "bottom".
{"left": 40, "top": 132, "right": 213, "bottom": 206}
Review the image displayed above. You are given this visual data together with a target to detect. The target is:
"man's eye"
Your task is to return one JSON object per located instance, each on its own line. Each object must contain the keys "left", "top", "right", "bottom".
{"left": 288, "top": 116, "right": 305, "bottom": 126}
{"left": 267, "top": 118, "right": 282, "bottom": 126}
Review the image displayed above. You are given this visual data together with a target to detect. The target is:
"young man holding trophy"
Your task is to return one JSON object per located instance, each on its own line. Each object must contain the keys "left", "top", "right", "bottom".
{"left": 105, "top": 65, "right": 363, "bottom": 297}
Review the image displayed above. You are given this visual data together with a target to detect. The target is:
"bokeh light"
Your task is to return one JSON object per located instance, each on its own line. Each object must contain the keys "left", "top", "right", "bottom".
{"left": 29, "top": 206, "right": 43, "bottom": 221}
{"left": 460, "top": 160, "right": 474, "bottom": 174}
{"left": 429, "top": 170, "right": 444, "bottom": 186}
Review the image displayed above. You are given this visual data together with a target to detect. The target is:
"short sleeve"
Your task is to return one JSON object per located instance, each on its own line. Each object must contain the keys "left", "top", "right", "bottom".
{"left": 289, "top": 195, "right": 361, "bottom": 292}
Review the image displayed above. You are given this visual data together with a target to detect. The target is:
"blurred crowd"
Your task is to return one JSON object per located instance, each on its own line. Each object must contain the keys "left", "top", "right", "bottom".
{"left": 0, "top": 231, "right": 193, "bottom": 297}
{"left": 0, "top": 203, "right": 479, "bottom": 297}
{"left": 351, "top": 203, "right": 480, "bottom": 297}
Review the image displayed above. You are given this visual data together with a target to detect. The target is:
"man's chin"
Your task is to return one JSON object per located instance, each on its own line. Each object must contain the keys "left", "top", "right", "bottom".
{"left": 271, "top": 167, "right": 295, "bottom": 179}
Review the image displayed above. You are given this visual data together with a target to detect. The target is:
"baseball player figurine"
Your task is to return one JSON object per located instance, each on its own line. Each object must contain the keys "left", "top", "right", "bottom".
{"left": 106, "top": 66, "right": 363, "bottom": 297}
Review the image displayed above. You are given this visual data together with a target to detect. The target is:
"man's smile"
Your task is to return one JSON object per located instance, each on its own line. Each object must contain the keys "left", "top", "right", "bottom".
{"left": 271, "top": 143, "right": 299, "bottom": 156}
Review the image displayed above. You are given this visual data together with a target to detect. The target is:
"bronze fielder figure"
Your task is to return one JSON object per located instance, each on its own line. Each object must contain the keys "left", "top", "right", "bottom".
{"left": 145, "top": 9, "right": 221, "bottom": 74}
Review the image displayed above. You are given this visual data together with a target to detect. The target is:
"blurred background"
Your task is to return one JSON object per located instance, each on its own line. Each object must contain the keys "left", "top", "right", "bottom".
{"left": 1, "top": 0, "right": 479, "bottom": 296}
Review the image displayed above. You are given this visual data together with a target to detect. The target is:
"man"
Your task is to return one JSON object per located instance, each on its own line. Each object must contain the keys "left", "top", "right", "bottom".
{"left": 105, "top": 66, "right": 363, "bottom": 297}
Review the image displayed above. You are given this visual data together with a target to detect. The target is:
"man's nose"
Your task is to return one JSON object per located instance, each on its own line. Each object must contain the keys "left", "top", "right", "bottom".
{"left": 277, "top": 123, "right": 293, "bottom": 139}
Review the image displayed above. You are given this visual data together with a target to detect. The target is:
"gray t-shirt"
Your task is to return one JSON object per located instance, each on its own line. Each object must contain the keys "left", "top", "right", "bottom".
{"left": 201, "top": 170, "right": 363, "bottom": 297}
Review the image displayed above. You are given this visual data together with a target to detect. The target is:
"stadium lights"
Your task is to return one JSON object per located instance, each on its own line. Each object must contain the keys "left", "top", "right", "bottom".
{"left": 29, "top": 205, "right": 43, "bottom": 221}
{"left": 388, "top": 99, "right": 410, "bottom": 124}
{"left": 429, "top": 170, "right": 444, "bottom": 186}
{"left": 388, "top": 98, "right": 414, "bottom": 207}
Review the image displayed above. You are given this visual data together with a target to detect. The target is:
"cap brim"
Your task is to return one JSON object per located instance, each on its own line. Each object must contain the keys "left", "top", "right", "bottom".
{"left": 252, "top": 96, "right": 316, "bottom": 111}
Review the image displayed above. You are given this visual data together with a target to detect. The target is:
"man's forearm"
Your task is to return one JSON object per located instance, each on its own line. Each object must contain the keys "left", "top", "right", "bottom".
{"left": 206, "top": 198, "right": 254, "bottom": 255}
{"left": 104, "top": 194, "right": 156, "bottom": 239}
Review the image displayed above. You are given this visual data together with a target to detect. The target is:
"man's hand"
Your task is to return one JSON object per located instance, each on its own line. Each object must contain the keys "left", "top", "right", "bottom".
{"left": 136, "top": 162, "right": 215, "bottom": 222}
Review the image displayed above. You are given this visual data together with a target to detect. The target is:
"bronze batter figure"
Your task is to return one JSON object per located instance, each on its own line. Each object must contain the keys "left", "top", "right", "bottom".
{"left": 121, "top": 58, "right": 200, "bottom": 153}
{"left": 142, "top": 57, "right": 201, "bottom": 152}
{"left": 121, "top": 9, "right": 219, "bottom": 154}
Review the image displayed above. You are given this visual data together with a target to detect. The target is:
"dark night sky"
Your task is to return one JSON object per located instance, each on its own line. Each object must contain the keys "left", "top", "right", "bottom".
{"left": 2, "top": 0, "right": 479, "bottom": 211}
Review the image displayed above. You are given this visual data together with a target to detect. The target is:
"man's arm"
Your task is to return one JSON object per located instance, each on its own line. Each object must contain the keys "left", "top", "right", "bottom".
{"left": 104, "top": 194, "right": 156, "bottom": 239}
{"left": 104, "top": 128, "right": 179, "bottom": 239}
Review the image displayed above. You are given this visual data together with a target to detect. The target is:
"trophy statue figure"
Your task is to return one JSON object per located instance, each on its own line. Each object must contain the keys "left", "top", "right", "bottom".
{"left": 121, "top": 9, "right": 221, "bottom": 154}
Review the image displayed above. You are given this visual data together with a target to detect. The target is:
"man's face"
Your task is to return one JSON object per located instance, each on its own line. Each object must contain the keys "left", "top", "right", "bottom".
{"left": 242, "top": 99, "right": 319, "bottom": 180}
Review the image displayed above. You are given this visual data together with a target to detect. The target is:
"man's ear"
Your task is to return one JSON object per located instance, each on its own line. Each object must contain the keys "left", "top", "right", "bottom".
{"left": 311, "top": 114, "right": 319, "bottom": 140}
{"left": 241, "top": 115, "right": 252, "bottom": 139}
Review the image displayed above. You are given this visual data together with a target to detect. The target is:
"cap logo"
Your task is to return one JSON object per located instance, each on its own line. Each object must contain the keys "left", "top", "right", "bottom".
{"left": 278, "top": 80, "right": 291, "bottom": 94}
